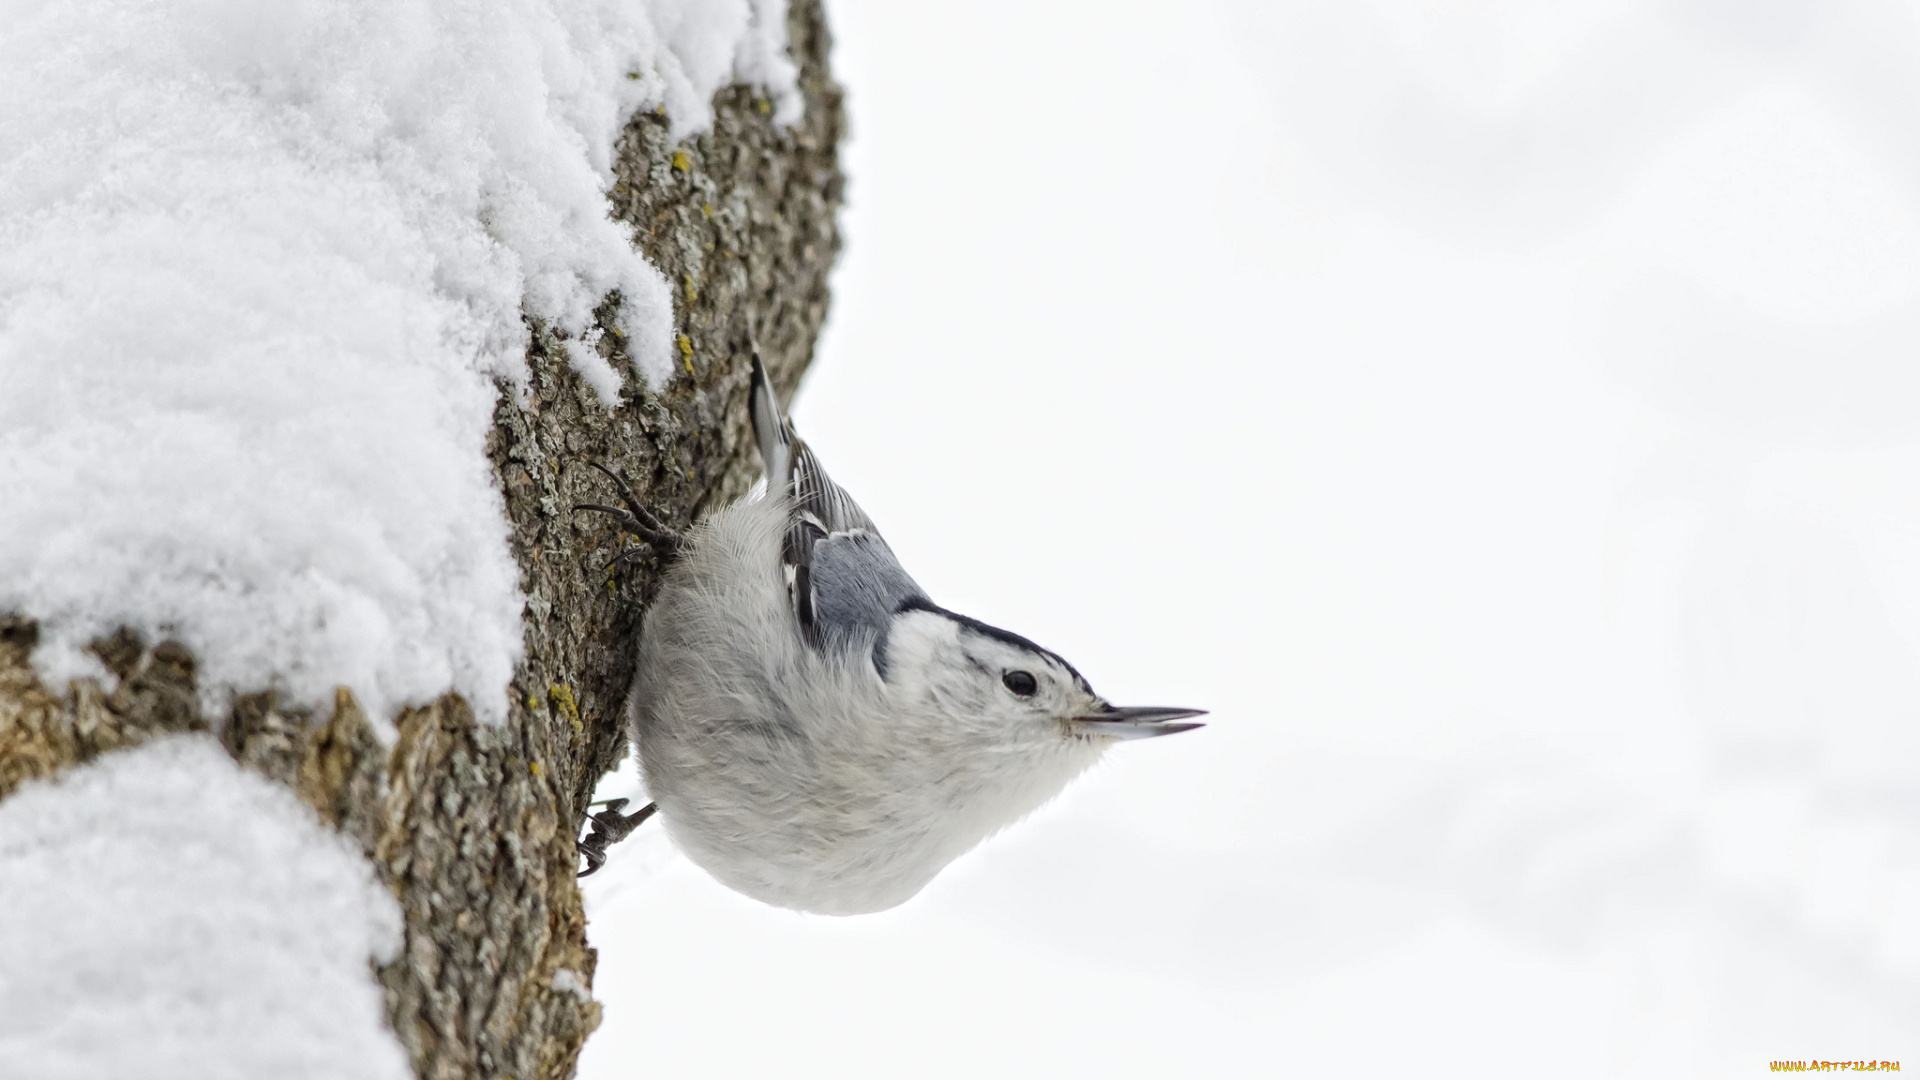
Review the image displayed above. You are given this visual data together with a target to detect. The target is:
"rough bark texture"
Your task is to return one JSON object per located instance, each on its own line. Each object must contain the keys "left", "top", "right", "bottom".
{"left": 0, "top": 4, "right": 843, "bottom": 1078}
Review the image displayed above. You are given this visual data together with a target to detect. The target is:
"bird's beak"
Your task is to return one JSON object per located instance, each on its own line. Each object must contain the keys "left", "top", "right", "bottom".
{"left": 1070, "top": 705, "right": 1207, "bottom": 740}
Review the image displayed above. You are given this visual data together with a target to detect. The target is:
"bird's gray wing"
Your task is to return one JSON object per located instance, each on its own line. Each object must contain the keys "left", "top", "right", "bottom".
{"left": 749, "top": 352, "right": 927, "bottom": 653}
{"left": 807, "top": 530, "right": 928, "bottom": 661}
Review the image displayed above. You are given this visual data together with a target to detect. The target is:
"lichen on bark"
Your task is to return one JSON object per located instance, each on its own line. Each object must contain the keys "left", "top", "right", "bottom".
{"left": 0, "top": 2, "right": 844, "bottom": 1077}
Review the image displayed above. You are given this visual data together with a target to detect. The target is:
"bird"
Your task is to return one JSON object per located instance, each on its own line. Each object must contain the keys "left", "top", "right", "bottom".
{"left": 573, "top": 351, "right": 1203, "bottom": 915}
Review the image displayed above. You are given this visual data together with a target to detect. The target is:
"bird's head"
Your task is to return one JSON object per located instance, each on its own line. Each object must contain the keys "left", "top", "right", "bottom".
{"left": 881, "top": 599, "right": 1205, "bottom": 748}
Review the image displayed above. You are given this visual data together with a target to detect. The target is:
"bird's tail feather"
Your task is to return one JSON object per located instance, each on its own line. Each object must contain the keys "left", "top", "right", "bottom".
{"left": 749, "top": 349, "right": 793, "bottom": 493}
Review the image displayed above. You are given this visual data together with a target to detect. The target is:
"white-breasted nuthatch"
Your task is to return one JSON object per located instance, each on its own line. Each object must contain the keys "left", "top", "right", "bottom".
{"left": 575, "top": 354, "right": 1203, "bottom": 914}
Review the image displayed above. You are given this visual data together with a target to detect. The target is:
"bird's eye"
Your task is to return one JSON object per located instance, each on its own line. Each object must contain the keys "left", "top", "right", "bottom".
{"left": 1002, "top": 670, "right": 1038, "bottom": 697}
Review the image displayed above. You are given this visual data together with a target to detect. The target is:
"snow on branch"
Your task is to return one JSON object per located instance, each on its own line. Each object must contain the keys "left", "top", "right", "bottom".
{"left": 0, "top": 736, "right": 408, "bottom": 1079}
{"left": 0, "top": 0, "right": 797, "bottom": 727}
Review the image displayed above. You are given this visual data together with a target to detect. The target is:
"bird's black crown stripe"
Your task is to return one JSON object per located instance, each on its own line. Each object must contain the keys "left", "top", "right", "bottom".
{"left": 893, "top": 596, "right": 1094, "bottom": 695}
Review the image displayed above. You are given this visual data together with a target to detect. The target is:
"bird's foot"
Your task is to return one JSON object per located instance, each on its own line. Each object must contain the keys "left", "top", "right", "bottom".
{"left": 574, "top": 461, "right": 683, "bottom": 560}
{"left": 576, "top": 797, "right": 658, "bottom": 878}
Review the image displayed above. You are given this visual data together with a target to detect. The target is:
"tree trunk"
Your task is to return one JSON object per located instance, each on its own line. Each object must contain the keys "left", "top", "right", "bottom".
{"left": 0, "top": 3, "right": 843, "bottom": 1078}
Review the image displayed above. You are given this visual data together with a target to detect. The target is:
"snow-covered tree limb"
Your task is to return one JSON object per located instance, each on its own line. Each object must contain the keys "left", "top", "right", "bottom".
{"left": 0, "top": 1, "right": 842, "bottom": 1076}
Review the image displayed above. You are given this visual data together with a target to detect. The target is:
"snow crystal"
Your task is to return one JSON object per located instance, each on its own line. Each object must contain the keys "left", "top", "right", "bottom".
{"left": 551, "top": 967, "right": 593, "bottom": 1001}
{"left": 0, "top": 0, "right": 798, "bottom": 726}
{"left": 0, "top": 736, "right": 409, "bottom": 1080}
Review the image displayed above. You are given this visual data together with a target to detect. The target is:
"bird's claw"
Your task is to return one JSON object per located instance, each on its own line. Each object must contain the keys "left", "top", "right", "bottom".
{"left": 574, "top": 461, "right": 682, "bottom": 558}
{"left": 576, "top": 797, "right": 658, "bottom": 878}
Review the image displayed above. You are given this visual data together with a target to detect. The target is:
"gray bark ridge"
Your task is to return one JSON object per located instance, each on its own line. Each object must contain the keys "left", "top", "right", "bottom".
{"left": 0, "top": 2, "right": 844, "bottom": 1078}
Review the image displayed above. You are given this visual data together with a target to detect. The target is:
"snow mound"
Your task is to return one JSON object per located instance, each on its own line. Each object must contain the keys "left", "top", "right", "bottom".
{"left": 0, "top": 0, "right": 798, "bottom": 725}
{"left": 0, "top": 736, "right": 409, "bottom": 1080}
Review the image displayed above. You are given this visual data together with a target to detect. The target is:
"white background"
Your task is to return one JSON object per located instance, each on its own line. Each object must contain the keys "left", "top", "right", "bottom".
{"left": 580, "top": 1, "right": 1920, "bottom": 1076}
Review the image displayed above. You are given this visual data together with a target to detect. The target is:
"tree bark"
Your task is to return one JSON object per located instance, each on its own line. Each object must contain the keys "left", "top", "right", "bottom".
{"left": 0, "top": 3, "right": 843, "bottom": 1078}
